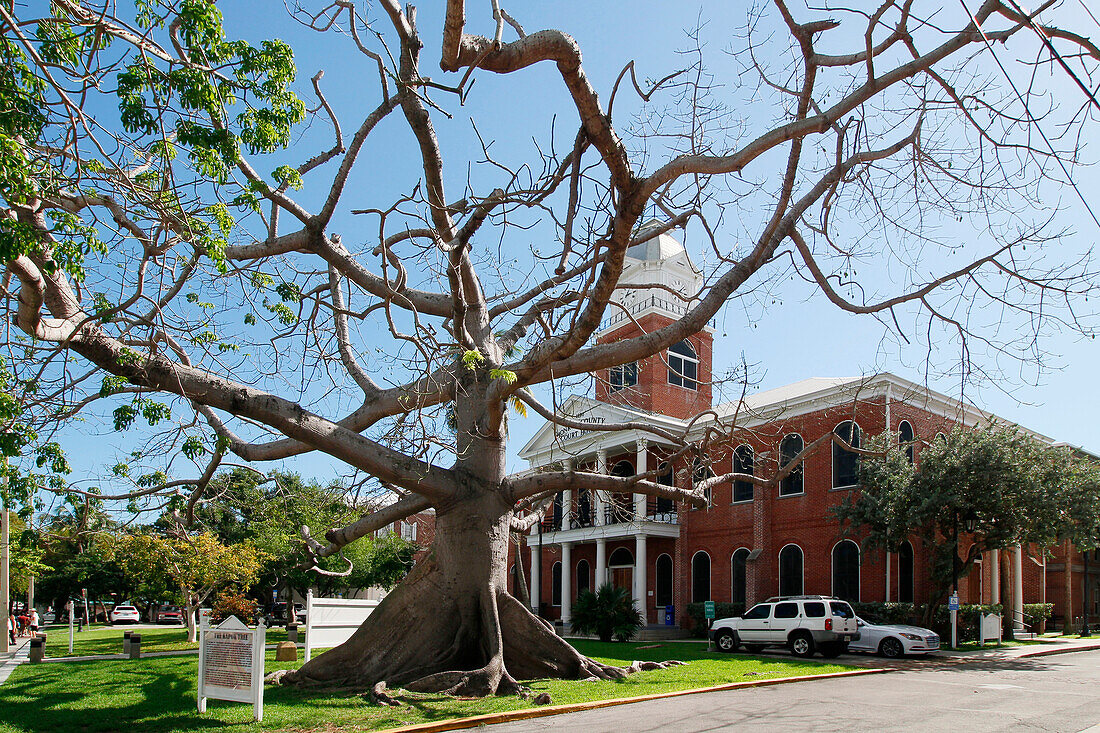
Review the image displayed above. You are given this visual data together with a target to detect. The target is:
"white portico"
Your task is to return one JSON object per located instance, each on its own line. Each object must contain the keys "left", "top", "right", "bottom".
{"left": 518, "top": 396, "right": 685, "bottom": 626}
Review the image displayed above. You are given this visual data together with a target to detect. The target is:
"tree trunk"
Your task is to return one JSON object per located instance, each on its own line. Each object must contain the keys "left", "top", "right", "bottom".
{"left": 279, "top": 490, "right": 627, "bottom": 696}
{"left": 184, "top": 597, "right": 199, "bottom": 643}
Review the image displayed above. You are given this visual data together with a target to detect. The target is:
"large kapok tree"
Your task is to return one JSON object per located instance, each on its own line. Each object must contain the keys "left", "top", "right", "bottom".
{"left": 1, "top": 0, "right": 1098, "bottom": 696}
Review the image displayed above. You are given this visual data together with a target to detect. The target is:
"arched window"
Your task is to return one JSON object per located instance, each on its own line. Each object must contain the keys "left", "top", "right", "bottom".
{"left": 693, "top": 459, "right": 714, "bottom": 507}
{"left": 731, "top": 548, "right": 749, "bottom": 605}
{"left": 609, "top": 461, "right": 634, "bottom": 524}
{"left": 832, "top": 540, "right": 861, "bottom": 602}
{"left": 779, "top": 434, "right": 804, "bottom": 496}
{"left": 898, "top": 541, "right": 914, "bottom": 603}
{"left": 655, "top": 554, "right": 674, "bottom": 607}
{"left": 778, "top": 544, "right": 804, "bottom": 596}
{"left": 832, "top": 421, "right": 861, "bottom": 489}
{"left": 577, "top": 489, "right": 592, "bottom": 527}
{"left": 654, "top": 462, "right": 675, "bottom": 516}
{"left": 898, "top": 420, "right": 915, "bottom": 464}
{"left": 609, "top": 362, "right": 638, "bottom": 392}
{"left": 577, "top": 559, "right": 591, "bottom": 596}
{"left": 608, "top": 547, "right": 634, "bottom": 566}
{"left": 733, "top": 445, "right": 754, "bottom": 503}
{"left": 552, "top": 562, "right": 562, "bottom": 607}
{"left": 691, "top": 551, "right": 711, "bottom": 602}
{"left": 668, "top": 340, "right": 699, "bottom": 390}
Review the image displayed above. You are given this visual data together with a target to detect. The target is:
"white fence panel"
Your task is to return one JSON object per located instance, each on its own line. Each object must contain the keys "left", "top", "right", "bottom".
{"left": 304, "top": 591, "right": 379, "bottom": 661}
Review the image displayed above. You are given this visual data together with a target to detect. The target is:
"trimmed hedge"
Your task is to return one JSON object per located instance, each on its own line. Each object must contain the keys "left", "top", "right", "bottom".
{"left": 1024, "top": 603, "right": 1053, "bottom": 622}
{"left": 850, "top": 602, "right": 918, "bottom": 625}
{"left": 685, "top": 602, "right": 744, "bottom": 637}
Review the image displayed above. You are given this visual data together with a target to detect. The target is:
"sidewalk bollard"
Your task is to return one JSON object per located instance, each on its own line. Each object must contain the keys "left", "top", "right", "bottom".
{"left": 77, "top": 618, "right": 83, "bottom": 632}
{"left": 287, "top": 623, "right": 298, "bottom": 644}
{"left": 29, "top": 638, "right": 45, "bottom": 664}
{"left": 123, "top": 630, "right": 133, "bottom": 655}
{"left": 129, "top": 634, "right": 141, "bottom": 659}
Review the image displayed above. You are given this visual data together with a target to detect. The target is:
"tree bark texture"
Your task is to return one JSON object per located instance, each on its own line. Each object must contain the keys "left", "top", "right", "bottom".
{"left": 280, "top": 492, "right": 626, "bottom": 695}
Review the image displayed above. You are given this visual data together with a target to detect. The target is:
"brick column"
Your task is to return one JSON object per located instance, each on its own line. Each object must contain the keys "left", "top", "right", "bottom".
{"left": 529, "top": 542, "right": 541, "bottom": 613}
{"left": 561, "top": 542, "right": 573, "bottom": 627}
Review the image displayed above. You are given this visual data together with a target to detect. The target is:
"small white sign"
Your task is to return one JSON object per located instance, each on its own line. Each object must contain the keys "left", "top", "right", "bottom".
{"left": 197, "top": 615, "right": 265, "bottom": 721}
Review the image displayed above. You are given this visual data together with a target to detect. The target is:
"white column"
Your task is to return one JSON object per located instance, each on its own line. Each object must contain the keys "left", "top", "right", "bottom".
{"left": 529, "top": 543, "right": 541, "bottom": 613}
{"left": 1014, "top": 545, "right": 1025, "bottom": 632}
{"left": 595, "top": 449, "right": 608, "bottom": 526}
{"left": 596, "top": 538, "right": 607, "bottom": 590}
{"left": 991, "top": 549, "right": 1000, "bottom": 603}
{"left": 634, "top": 534, "right": 648, "bottom": 621}
{"left": 561, "top": 542, "right": 573, "bottom": 629}
{"left": 635, "top": 439, "right": 648, "bottom": 519}
{"left": 885, "top": 551, "right": 892, "bottom": 603}
{"left": 562, "top": 459, "right": 574, "bottom": 531}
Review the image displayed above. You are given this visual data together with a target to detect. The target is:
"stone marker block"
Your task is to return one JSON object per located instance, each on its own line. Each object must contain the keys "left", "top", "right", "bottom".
{"left": 129, "top": 634, "right": 141, "bottom": 659}
{"left": 275, "top": 641, "right": 298, "bottom": 662}
{"left": 29, "top": 638, "right": 44, "bottom": 664}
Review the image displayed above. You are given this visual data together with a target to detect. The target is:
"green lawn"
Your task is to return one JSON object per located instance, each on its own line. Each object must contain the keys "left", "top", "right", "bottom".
{"left": 0, "top": 640, "right": 852, "bottom": 733}
{"left": 41, "top": 625, "right": 291, "bottom": 658}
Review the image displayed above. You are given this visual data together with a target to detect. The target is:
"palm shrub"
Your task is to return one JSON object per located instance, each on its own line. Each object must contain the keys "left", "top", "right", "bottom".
{"left": 570, "top": 583, "right": 644, "bottom": 642}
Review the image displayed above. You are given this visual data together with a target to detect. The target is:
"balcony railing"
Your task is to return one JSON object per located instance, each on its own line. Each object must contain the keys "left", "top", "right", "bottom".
{"left": 539, "top": 499, "right": 678, "bottom": 532}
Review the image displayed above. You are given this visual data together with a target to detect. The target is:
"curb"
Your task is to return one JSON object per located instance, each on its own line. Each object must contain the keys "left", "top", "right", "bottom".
{"left": 1016, "top": 644, "right": 1100, "bottom": 659}
{"left": 380, "top": 667, "right": 892, "bottom": 733}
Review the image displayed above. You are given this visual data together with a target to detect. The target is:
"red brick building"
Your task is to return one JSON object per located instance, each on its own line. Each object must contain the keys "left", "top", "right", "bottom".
{"left": 515, "top": 226, "right": 1099, "bottom": 634}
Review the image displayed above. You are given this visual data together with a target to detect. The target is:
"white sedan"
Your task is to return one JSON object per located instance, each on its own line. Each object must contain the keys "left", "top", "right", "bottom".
{"left": 848, "top": 616, "right": 940, "bottom": 658}
{"left": 110, "top": 605, "right": 141, "bottom": 625}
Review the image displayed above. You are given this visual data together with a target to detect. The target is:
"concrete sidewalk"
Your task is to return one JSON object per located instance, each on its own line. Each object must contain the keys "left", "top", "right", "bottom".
{"left": 0, "top": 638, "right": 31, "bottom": 685}
{"left": 934, "top": 635, "right": 1100, "bottom": 660}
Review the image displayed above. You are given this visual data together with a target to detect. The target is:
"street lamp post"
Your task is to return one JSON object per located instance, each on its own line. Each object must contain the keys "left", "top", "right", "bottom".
{"left": 951, "top": 508, "right": 979, "bottom": 649}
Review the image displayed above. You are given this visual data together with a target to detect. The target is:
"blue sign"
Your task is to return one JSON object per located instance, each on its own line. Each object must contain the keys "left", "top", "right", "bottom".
{"left": 664, "top": 606, "right": 675, "bottom": 626}
{"left": 948, "top": 594, "right": 960, "bottom": 611}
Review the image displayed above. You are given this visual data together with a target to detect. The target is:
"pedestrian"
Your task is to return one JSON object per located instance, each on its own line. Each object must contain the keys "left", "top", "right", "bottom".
{"left": 16, "top": 610, "right": 28, "bottom": 638}
{"left": 28, "top": 608, "right": 39, "bottom": 638}
{"left": 6, "top": 614, "right": 14, "bottom": 646}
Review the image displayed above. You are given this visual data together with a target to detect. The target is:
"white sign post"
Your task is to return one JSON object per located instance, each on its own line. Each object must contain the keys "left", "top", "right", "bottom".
{"left": 66, "top": 601, "right": 74, "bottom": 655}
{"left": 304, "top": 590, "right": 379, "bottom": 662}
{"left": 197, "top": 615, "right": 266, "bottom": 722}
{"left": 949, "top": 592, "right": 960, "bottom": 649}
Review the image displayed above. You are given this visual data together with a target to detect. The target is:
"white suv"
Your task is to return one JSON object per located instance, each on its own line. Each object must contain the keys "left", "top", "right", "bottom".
{"left": 710, "top": 595, "right": 860, "bottom": 658}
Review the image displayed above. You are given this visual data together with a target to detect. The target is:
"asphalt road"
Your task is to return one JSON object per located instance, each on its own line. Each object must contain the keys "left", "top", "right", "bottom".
{"left": 486, "top": 651, "right": 1100, "bottom": 733}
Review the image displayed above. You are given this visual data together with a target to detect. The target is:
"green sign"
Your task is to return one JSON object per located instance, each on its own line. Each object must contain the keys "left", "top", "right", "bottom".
{"left": 704, "top": 601, "right": 716, "bottom": 620}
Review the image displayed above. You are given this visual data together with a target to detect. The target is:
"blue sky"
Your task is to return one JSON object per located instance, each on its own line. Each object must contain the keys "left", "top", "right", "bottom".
{"left": 21, "top": 1, "right": 1100, "bottom": 501}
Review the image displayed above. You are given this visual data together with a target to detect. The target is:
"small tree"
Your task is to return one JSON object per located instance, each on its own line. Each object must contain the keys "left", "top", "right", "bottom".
{"left": 570, "top": 583, "right": 644, "bottom": 643}
{"left": 116, "top": 532, "right": 266, "bottom": 641}
{"left": 835, "top": 425, "right": 1099, "bottom": 625}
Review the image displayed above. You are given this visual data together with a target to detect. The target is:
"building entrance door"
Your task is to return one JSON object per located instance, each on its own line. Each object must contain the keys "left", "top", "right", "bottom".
{"left": 610, "top": 566, "right": 633, "bottom": 594}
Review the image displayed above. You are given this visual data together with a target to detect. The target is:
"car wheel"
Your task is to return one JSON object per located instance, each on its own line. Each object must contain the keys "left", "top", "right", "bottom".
{"left": 879, "top": 637, "right": 905, "bottom": 658}
{"left": 715, "top": 630, "right": 739, "bottom": 653}
{"left": 790, "top": 633, "right": 815, "bottom": 658}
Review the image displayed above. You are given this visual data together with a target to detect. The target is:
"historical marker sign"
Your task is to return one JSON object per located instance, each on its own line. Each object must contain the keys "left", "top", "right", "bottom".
{"left": 197, "top": 615, "right": 265, "bottom": 721}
